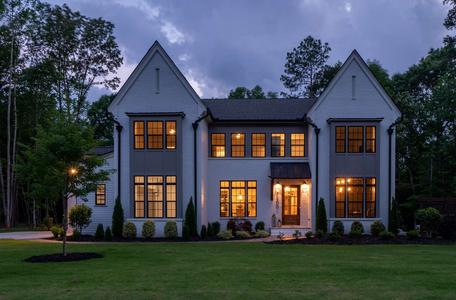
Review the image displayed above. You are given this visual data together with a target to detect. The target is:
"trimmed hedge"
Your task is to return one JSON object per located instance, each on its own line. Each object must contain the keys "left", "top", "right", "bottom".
{"left": 164, "top": 220, "right": 178, "bottom": 238}
{"left": 142, "top": 220, "right": 156, "bottom": 239}
{"left": 122, "top": 222, "right": 137, "bottom": 239}
{"left": 370, "top": 220, "right": 386, "bottom": 237}
{"left": 332, "top": 220, "right": 345, "bottom": 235}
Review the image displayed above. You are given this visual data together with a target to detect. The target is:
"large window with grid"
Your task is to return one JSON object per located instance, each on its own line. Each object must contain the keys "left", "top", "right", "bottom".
{"left": 335, "top": 178, "right": 345, "bottom": 218}
{"left": 134, "top": 122, "right": 145, "bottom": 149}
{"left": 134, "top": 176, "right": 145, "bottom": 218}
{"left": 147, "top": 121, "right": 163, "bottom": 149}
{"left": 336, "top": 126, "right": 346, "bottom": 153}
{"left": 96, "top": 184, "right": 106, "bottom": 205}
{"left": 251, "top": 133, "right": 265, "bottom": 157}
{"left": 147, "top": 176, "right": 163, "bottom": 218}
{"left": 211, "top": 134, "right": 226, "bottom": 157}
{"left": 166, "top": 176, "right": 177, "bottom": 218}
{"left": 166, "top": 121, "right": 177, "bottom": 149}
{"left": 334, "top": 177, "right": 375, "bottom": 218}
{"left": 348, "top": 127, "right": 363, "bottom": 153}
{"left": 348, "top": 178, "right": 363, "bottom": 218}
{"left": 365, "top": 178, "right": 376, "bottom": 218}
{"left": 219, "top": 181, "right": 256, "bottom": 217}
{"left": 291, "top": 133, "right": 305, "bottom": 157}
{"left": 231, "top": 133, "right": 245, "bottom": 157}
{"left": 366, "top": 126, "right": 376, "bottom": 153}
{"left": 271, "top": 133, "right": 285, "bottom": 157}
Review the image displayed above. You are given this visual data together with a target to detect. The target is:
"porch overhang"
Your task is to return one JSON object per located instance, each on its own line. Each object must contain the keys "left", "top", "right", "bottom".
{"left": 269, "top": 162, "right": 311, "bottom": 179}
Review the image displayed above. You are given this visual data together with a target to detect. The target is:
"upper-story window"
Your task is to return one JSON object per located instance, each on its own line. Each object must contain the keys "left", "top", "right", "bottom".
{"left": 134, "top": 122, "right": 145, "bottom": 149}
{"left": 366, "top": 126, "right": 376, "bottom": 153}
{"left": 231, "top": 133, "right": 245, "bottom": 157}
{"left": 336, "top": 126, "right": 346, "bottom": 153}
{"left": 291, "top": 133, "right": 305, "bottom": 157}
{"left": 348, "top": 126, "right": 363, "bottom": 153}
{"left": 166, "top": 121, "right": 177, "bottom": 149}
{"left": 211, "top": 133, "right": 225, "bottom": 157}
{"left": 147, "top": 121, "right": 163, "bottom": 149}
{"left": 271, "top": 133, "right": 285, "bottom": 157}
{"left": 96, "top": 184, "right": 106, "bottom": 205}
{"left": 251, "top": 133, "right": 266, "bottom": 157}
{"left": 336, "top": 126, "right": 377, "bottom": 154}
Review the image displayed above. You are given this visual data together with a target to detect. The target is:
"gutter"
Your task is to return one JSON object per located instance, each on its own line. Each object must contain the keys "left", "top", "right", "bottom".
{"left": 387, "top": 114, "right": 403, "bottom": 213}
{"left": 106, "top": 110, "right": 123, "bottom": 198}
{"left": 303, "top": 114, "right": 320, "bottom": 229}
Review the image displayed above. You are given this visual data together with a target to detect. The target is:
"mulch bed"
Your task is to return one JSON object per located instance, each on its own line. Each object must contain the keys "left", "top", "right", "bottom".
{"left": 23, "top": 252, "right": 103, "bottom": 263}
{"left": 266, "top": 235, "right": 456, "bottom": 245}
{"left": 53, "top": 234, "right": 264, "bottom": 243}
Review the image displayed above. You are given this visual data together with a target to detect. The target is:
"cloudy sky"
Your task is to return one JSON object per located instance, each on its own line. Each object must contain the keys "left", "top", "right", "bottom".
{"left": 48, "top": 0, "right": 451, "bottom": 101}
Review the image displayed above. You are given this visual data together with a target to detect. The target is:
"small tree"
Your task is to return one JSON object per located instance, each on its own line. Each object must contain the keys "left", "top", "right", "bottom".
{"left": 207, "top": 222, "right": 213, "bottom": 237}
{"left": 68, "top": 204, "right": 93, "bottom": 234}
{"left": 112, "top": 196, "right": 124, "bottom": 236}
{"left": 105, "top": 226, "right": 112, "bottom": 241}
{"left": 200, "top": 225, "right": 207, "bottom": 238}
{"left": 185, "top": 197, "right": 198, "bottom": 237}
{"left": 415, "top": 207, "right": 443, "bottom": 237}
{"left": 95, "top": 223, "right": 104, "bottom": 239}
{"left": 316, "top": 198, "right": 328, "bottom": 233}
{"left": 388, "top": 198, "right": 400, "bottom": 235}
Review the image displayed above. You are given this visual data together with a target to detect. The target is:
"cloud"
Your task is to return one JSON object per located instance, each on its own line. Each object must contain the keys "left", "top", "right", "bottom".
{"left": 179, "top": 54, "right": 190, "bottom": 61}
{"left": 184, "top": 69, "right": 206, "bottom": 97}
{"left": 113, "top": 0, "right": 160, "bottom": 20}
{"left": 161, "top": 22, "right": 186, "bottom": 45}
{"left": 345, "top": 3, "right": 351, "bottom": 12}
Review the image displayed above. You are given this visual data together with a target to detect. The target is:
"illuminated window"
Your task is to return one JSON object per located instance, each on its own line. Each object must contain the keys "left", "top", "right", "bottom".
{"left": 220, "top": 181, "right": 256, "bottom": 218}
{"left": 166, "top": 121, "right": 177, "bottom": 149}
{"left": 147, "top": 176, "right": 163, "bottom": 218}
{"left": 134, "top": 122, "right": 145, "bottom": 149}
{"left": 251, "top": 133, "right": 265, "bottom": 157}
{"left": 366, "top": 178, "right": 376, "bottom": 217}
{"left": 291, "top": 133, "right": 305, "bottom": 157}
{"left": 232, "top": 181, "right": 246, "bottom": 217}
{"left": 211, "top": 134, "right": 225, "bottom": 157}
{"left": 231, "top": 133, "right": 245, "bottom": 157}
{"left": 348, "top": 178, "right": 363, "bottom": 218}
{"left": 96, "top": 184, "right": 106, "bottom": 205}
{"left": 134, "top": 176, "right": 145, "bottom": 218}
{"left": 247, "top": 181, "right": 257, "bottom": 217}
{"left": 335, "top": 178, "right": 345, "bottom": 217}
{"left": 147, "top": 121, "right": 163, "bottom": 149}
{"left": 348, "top": 127, "right": 363, "bottom": 153}
{"left": 366, "top": 126, "right": 376, "bottom": 153}
{"left": 220, "top": 181, "right": 229, "bottom": 217}
{"left": 336, "top": 126, "right": 346, "bottom": 153}
{"left": 271, "top": 133, "right": 285, "bottom": 157}
{"left": 166, "top": 176, "right": 177, "bottom": 218}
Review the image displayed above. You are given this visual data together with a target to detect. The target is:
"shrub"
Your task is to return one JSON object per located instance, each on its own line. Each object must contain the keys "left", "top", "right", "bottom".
{"left": 95, "top": 224, "right": 105, "bottom": 239}
{"left": 292, "top": 230, "right": 302, "bottom": 239}
{"left": 305, "top": 231, "right": 313, "bottom": 239}
{"left": 370, "top": 220, "right": 386, "bottom": 236}
{"left": 226, "top": 219, "right": 236, "bottom": 234}
{"left": 50, "top": 226, "right": 60, "bottom": 238}
{"left": 217, "top": 229, "right": 234, "bottom": 240}
{"left": 185, "top": 198, "right": 198, "bottom": 237}
{"left": 315, "top": 230, "right": 325, "bottom": 238}
{"left": 43, "top": 215, "right": 53, "bottom": 230}
{"left": 439, "top": 215, "right": 456, "bottom": 240}
{"left": 112, "top": 196, "right": 125, "bottom": 237}
{"left": 212, "top": 222, "right": 221, "bottom": 235}
{"left": 406, "top": 230, "right": 421, "bottom": 240}
{"left": 350, "top": 220, "right": 365, "bottom": 233}
{"left": 207, "top": 223, "right": 214, "bottom": 237}
{"left": 332, "top": 220, "right": 345, "bottom": 235}
{"left": 142, "top": 220, "right": 156, "bottom": 239}
{"left": 379, "top": 231, "right": 395, "bottom": 240}
{"left": 255, "top": 221, "right": 265, "bottom": 231}
{"left": 164, "top": 220, "right": 178, "bottom": 238}
{"left": 122, "top": 222, "right": 137, "bottom": 239}
{"left": 316, "top": 198, "right": 328, "bottom": 233}
{"left": 277, "top": 232, "right": 285, "bottom": 241}
{"left": 236, "top": 231, "right": 251, "bottom": 239}
{"left": 415, "top": 207, "right": 443, "bottom": 237}
{"left": 388, "top": 197, "right": 400, "bottom": 234}
{"left": 243, "top": 220, "right": 253, "bottom": 232}
{"left": 72, "top": 230, "right": 81, "bottom": 240}
{"left": 68, "top": 204, "right": 93, "bottom": 234}
{"left": 254, "top": 230, "right": 270, "bottom": 238}
{"left": 105, "top": 226, "right": 112, "bottom": 241}
{"left": 201, "top": 225, "right": 207, "bottom": 238}
{"left": 182, "top": 225, "right": 190, "bottom": 240}
{"left": 326, "top": 231, "right": 340, "bottom": 241}
{"left": 348, "top": 230, "right": 362, "bottom": 238}
{"left": 58, "top": 227, "right": 65, "bottom": 238}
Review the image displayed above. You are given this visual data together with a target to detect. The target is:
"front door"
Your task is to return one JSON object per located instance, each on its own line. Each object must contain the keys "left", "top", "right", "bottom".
{"left": 282, "top": 186, "right": 300, "bottom": 225}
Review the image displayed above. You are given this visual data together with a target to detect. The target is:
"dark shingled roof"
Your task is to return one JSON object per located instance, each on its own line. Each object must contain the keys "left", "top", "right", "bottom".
{"left": 270, "top": 163, "right": 312, "bottom": 179}
{"left": 90, "top": 147, "right": 114, "bottom": 156}
{"left": 202, "top": 98, "right": 316, "bottom": 121}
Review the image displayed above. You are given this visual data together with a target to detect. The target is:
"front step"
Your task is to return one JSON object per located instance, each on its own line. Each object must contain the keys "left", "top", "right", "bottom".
{"left": 270, "top": 227, "right": 311, "bottom": 236}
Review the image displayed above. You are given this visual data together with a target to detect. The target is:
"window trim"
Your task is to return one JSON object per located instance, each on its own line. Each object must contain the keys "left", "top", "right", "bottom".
{"left": 147, "top": 121, "right": 164, "bottom": 149}
{"left": 134, "top": 121, "right": 145, "bottom": 149}
{"left": 219, "top": 180, "right": 257, "bottom": 218}
{"left": 211, "top": 133, "right": 226, "bottom": 157}
{"left": 231, "top": 133, "right": 245, "bottom": 157}
{"left": 251, "top": 133, "right": 266, "bottom": 157}
{"left": 290, "top": 132, "right": 305, "bottom": 157}
{"left": 95, "top": 184, "right": 106, "bottom": 206}
{"left": 271, "top": 133, "right": 285, "bottom": 157}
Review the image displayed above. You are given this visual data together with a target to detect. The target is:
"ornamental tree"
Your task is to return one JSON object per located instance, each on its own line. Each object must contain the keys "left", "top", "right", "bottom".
{"left": 68, "top": 204, "right": 92, "bottom": 234}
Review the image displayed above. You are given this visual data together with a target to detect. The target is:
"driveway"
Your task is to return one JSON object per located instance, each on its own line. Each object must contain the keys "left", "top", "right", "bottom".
{"left": 0, "top": 231, "right": 53, "bottom": 240}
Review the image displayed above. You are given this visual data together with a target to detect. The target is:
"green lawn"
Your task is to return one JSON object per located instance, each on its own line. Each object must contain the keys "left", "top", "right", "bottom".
{"left": 0, "top": 240, "right": 455, "bottom": 299}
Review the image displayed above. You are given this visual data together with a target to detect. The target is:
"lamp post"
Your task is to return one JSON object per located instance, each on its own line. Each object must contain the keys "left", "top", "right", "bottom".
{"left": 63, "top": 166, "right": 78, "bottom": 256}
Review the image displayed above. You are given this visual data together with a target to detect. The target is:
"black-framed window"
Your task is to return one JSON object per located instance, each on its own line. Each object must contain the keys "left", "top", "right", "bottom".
{"left": 366, "top": 126, "right": 376, "bottom": 153}
{"left": 220, "top": 180, "right": 257, "bottom": 217}
{"left": 134, "top": 176, "right": 145, "bottom": 218}
{"left": 231, "top": 133, "right": 245, "bottom": 157}
{"left": 134, "top": 121, "right": 145, "bottom": 149}
{"left": 251, "top": 133, "right": 265, "bottom": 157}
{"left": 211, "top": 133, "right": 225, "bottom": 157}
{"left": 291, "top": 133, "right": 305, "bottom": 157}
{"left": 166, "top": 121, "right": 177, "bottom": 149}
{"left": 271, "top": 133, "right": 285, "bottom": 157}
{"left": 166, "top": 176, "right": 177, "bottom": 218}
{"left": 335, "top": 177, "right": 375, "bottom": 218}
{"left": 348, "top": 126, "right": 363, "bottom": 153}
{"left": 147, "top": 176, "right": 163, "bottom": 218}
{"left": 147, "top": 121, "right": 163, "bottom": 149}
{"left": 96, "top": 184, "right": 106, "bottom": 205}
{"left": 336, "top": 126, "right": 346, "bottom": 153}
{"left": 348, "top": 178, "right": 363, "bottom": 218}
{"left": 335, "top": 178, "right": 345, "bottom": 218}
{"left": 365, "top": 178, "right": 376, "bottom": 218}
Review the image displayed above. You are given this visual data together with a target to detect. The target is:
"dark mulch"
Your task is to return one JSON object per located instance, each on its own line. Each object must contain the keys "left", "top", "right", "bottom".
{"left": 23, "top": 252, "right": 103, "bottom": 263}
{"left": 53, "top": 234, "right": 262, "bottom": 243}
{"left": 267, "top": 235, "right": 456, "bottom": 245}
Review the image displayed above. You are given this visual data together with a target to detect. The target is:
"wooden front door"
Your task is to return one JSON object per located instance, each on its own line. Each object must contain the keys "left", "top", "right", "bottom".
{"left": 282, "top": 186, "right": 300, "bottom": 225}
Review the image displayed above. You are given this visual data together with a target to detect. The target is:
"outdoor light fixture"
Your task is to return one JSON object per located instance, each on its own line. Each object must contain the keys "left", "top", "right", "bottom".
{"left": 275, "top": 183, "right": 281, "bottom": 192}
{"left": 275, "top": 182, "right": 280, "bottom": 209}
{"left": 303, "top": 183, "right": 309, "bottom": 191}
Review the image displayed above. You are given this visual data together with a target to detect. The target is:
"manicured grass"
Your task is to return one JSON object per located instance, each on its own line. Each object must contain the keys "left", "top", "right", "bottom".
{"left": 0, "top": 228, "right": 41, "bottom": 233}
{"left": 0, "top": 240, "right": 455, "bottom": 299}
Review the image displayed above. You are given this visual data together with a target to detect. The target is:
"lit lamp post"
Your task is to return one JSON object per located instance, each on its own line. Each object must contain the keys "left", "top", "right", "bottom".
{"left": 63, "top": 166, "right": 78, "bottom": 256}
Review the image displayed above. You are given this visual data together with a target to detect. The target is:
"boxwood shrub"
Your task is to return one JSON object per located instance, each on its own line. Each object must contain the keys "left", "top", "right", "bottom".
{"left": 348, "top": 230, "right": 362, "bottom": 238}
{"left": 164, "top": 220, "right": 178, "bottom": 238}
{"left": 254, "top": 230, "right": 270, "bottom": 238}
{"left": 326, "top": 231, "right": 341, "bottom": 241}
{"left": 142, "top": 220, "right": 156, "bottom": 238}
{"left": 217, "top": 229, "right": 234, "bottom": 240}
{"left": 370, "top": 220, "right": 386, "bottom": 236}
{"left": 350, "top": 220, "right": 364, "bottom": 233}
{"left": 332, "top": 220, "right": 345, "bottom": 235}
{"left": 255, "top": 221, "right": 265, "bottom": 231}
{"left": 122, "top": 222, "right": 137, "bottom": 239}
{"left": 235, "top": 231, "right": 251, "bottom": 239}
{"left": 406, "top": 230, "right": 420, "bottom": 240}
{"left": 305, "top": 231, "right": 313, "bottom": 238}
{"left": 379, "top": 231, "right": 395, "bottom": 240}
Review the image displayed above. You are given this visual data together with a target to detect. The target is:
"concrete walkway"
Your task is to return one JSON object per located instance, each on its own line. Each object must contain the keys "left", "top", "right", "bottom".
{"left": 0, "top": 231, "right": 53, "bottom": 240}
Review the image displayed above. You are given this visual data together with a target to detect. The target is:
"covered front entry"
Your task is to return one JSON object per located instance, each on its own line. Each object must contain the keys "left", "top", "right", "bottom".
{"left": 282, "top": 186, "right": 300, "bottom": 225}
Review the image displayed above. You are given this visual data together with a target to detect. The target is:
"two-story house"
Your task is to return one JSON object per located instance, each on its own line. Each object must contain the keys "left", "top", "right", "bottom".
{"left": 73, "top": 41, "right": 401, "bottom": 236}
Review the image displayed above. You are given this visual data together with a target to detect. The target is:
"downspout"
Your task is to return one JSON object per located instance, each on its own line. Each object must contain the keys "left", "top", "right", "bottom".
{"left": 303, "top": 114, "right": 320, "bottom": 228}
{"left": 106, "top": 110, "right": 123, "bottom": 198}
{"left": 387, "top": 114, "right": 403, "bottom": 213}
{"left": 192, "top": 111, "right": 210, "bottom": 220}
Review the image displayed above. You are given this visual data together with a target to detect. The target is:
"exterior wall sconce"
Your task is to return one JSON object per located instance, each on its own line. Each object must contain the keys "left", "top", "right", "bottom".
{"left": 275, "top": 182, "right": 281, "bottom": 209}
{"left": 302, "top": 183, "right": 309, "bottom": 191}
